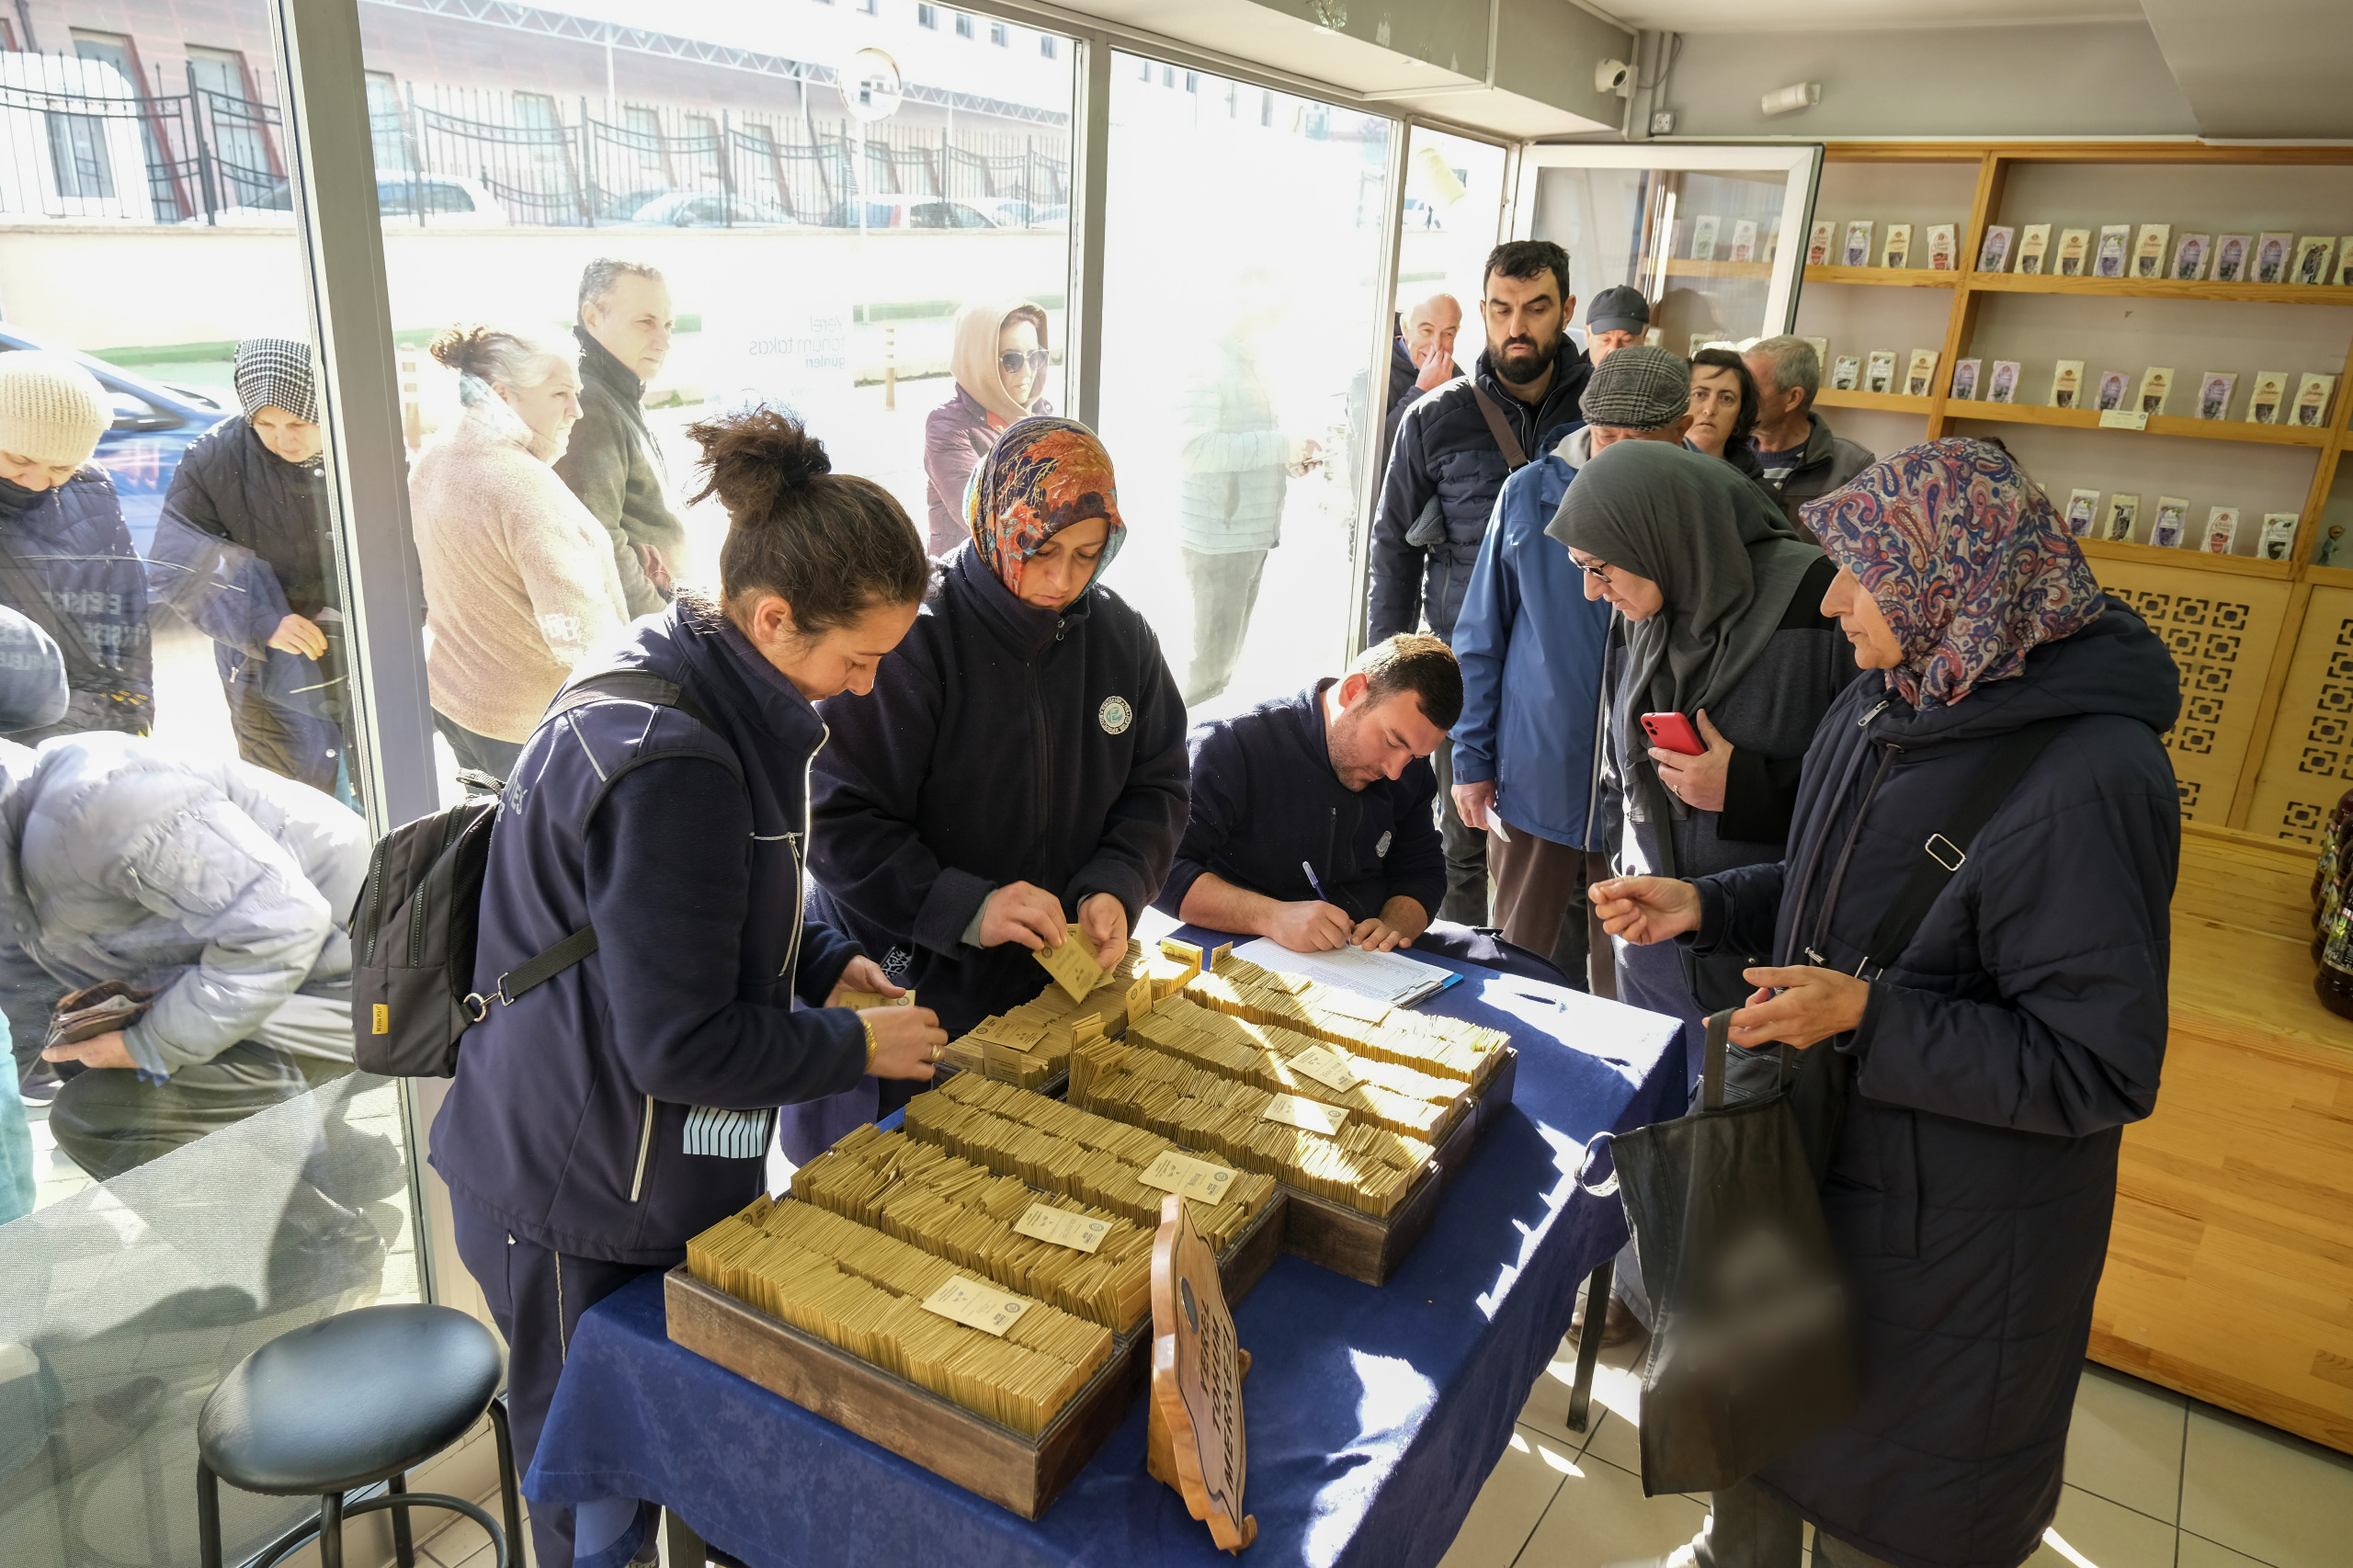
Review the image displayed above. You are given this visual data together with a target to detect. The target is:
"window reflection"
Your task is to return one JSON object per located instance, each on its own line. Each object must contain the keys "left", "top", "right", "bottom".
{"left": 0, "top": 8, "right": 411, "bottom": 1563}
{"left": 1099, "top": 56, "right": 1394, "bottom": 718}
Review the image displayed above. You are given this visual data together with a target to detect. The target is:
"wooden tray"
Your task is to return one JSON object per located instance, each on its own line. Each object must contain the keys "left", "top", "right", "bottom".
{"left": 1281, "top": 1046, "right": 1517, "bottom": 1285}
{"left": 665, "top": 1188, "right": 1288, "bottom": 1518}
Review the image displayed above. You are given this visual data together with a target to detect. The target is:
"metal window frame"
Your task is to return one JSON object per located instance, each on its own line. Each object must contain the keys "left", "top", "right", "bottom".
{"left": 268, "top": 0, "right": 451, "bottom": 1305}
{"left": 256, "top": 0, "right": 1518, "bottom": 1312}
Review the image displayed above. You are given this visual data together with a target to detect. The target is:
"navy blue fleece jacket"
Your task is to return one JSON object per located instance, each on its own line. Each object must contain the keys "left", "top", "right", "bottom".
{"left": 809, "top": 546, "right": 1189, "bottom": 1037}
{"left": 1154, "top": 679, "right": 1445, "bottom": 925}
{"left": 431, "top": 601, "right": 868, "bottom": 1267}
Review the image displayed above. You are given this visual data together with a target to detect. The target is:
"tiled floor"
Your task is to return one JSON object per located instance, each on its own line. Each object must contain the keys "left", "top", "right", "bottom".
{"left": 1443, "top": 1319, "right": 2353, "bottom": 1568}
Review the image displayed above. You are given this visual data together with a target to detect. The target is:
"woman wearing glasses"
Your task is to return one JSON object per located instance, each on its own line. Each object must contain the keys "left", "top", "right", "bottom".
{"left": 923, "top": 299, "right": 1054, "bottom": 557}
{"left": 1552, "top": 438, "right": 1858, "bottom": 1084}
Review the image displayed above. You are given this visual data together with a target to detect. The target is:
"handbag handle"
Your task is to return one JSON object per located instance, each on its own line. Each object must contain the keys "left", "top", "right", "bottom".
{"left": 1699, "top": 1008, "right": 1737, "bottom": 1112}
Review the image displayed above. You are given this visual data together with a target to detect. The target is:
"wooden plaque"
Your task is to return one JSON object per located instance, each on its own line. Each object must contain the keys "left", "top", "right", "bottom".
{"left": 1148, "top": 1194, "right": 1255, "bottom": 1552}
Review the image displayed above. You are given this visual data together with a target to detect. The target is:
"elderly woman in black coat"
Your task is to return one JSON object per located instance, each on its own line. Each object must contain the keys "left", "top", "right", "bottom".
{"left": 1594, "top": 438, "right": 2180, "bottom": 1568}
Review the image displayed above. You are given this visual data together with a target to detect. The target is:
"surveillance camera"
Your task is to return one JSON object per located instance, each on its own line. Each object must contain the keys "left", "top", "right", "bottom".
{"left": 1760, "top": 81, "right": 1821, "bottom": 117}
{"left": 1596, "top": 58, "right": 1631, "bottom": 96}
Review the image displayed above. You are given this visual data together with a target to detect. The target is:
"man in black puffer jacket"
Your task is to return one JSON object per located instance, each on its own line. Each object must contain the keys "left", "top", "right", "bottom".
{"left": 1368, "top": 240, "right": 1591, "bottom": 923}
{"left": 149, "top": 337, "right": 350, "bottom": 797}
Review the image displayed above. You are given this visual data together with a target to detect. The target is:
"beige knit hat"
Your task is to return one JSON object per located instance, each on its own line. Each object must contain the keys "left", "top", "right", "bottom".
{"left": 0, "top": 352, "right": 113, "bottom": 470}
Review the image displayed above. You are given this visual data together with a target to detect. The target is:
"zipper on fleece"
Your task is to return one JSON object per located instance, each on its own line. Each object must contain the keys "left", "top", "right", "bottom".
{"left": 628, "top": 1092, "right": 654, "bottom": 1202}
{"left": 778, "top": 721, "right": 826, "bottom": 980}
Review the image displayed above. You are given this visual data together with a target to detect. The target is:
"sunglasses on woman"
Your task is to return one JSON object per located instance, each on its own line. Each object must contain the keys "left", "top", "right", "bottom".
{"left": 999, "top": 348, "right": 1051, "bottom": 376}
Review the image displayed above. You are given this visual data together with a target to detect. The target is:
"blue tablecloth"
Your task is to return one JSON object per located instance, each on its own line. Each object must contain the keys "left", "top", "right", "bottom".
{"left": 526, "top": 939, "right": 1684, "bottom": 1568}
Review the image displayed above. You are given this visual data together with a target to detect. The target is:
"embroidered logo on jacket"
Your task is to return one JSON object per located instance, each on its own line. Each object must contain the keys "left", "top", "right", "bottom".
{"left": 1098, "top": 695, "right": 1133, "bottom": 734}
{"left": 1377, "top": 831, "right": 1392, "bottom": 858}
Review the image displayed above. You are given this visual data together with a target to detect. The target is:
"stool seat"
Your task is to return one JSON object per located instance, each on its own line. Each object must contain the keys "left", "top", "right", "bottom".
{"left": 199, "top": 1304, "right": 504, "bottom": 1495}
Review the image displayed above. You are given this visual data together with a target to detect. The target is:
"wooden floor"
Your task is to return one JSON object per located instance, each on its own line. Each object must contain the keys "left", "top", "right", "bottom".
{"left": 2090, "top": 824, "right": 2353, "bottom": 1455}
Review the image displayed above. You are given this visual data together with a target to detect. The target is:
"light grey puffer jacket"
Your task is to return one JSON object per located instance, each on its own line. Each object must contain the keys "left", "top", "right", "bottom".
{"left": 0, "top": 733, "right": 369, "bottom": 1076}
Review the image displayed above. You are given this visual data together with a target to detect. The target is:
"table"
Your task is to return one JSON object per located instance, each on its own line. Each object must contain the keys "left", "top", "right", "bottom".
{"left": 525, "top": 939, "right": 1684, "bottom": 1568}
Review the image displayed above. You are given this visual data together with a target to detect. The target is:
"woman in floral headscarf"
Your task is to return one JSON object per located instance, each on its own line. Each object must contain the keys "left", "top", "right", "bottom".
{"left": 1592, "top": 439, "right": 2182, "bottom": 1568}
{"left": 800, "top": 416, "right": 1186, "bottom": 1145}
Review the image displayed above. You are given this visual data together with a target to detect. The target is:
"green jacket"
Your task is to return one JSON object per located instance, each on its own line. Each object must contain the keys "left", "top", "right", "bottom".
{"left": 553, "top": 325, "right": 686, "bottom": 617}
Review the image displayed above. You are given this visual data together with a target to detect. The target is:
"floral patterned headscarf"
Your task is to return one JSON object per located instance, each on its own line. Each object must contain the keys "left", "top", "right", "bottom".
{"left": 1801, "top": 437, "right": 2105, "bottom": 710}
{"left": 965, "top": 415, "right": 1125, "bottom": 597}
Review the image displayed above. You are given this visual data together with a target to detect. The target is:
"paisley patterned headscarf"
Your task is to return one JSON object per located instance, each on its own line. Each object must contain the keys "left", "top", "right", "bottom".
{"left": 964, "top": 415, "right": 1125, "bottom": 597}
{"left": 1802, "top": 437, "right": 2105, "bottom": 710}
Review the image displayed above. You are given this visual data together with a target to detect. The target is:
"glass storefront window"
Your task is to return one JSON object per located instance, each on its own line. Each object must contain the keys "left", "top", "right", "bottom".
{"left": 1518, "top": 146, "right": 1820, "bottom": 358}
{"left": 0, "top": 6, "right": 418, "bottom": 1563}
{"left": 1394, "top": 126, "right": 1507, "bottom": 337}
{"left": 1097, "top": 54, "right": 1396, "bottom": 720}
{"left": 355, "top": 3, "right": 1076, "bottom": 791}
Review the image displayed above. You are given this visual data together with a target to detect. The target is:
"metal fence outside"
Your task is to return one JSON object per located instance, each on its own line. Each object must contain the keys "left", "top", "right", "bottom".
{"left": 0, "top": 53, "right": 1070, "bottom": 229}
{"left": 0, "top": 51, "right": 286, "bottom": 223}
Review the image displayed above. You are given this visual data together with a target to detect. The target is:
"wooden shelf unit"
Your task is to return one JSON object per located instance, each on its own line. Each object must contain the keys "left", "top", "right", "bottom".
{"left": 1795, "top": 141, "right": 2353, "bottom": 840}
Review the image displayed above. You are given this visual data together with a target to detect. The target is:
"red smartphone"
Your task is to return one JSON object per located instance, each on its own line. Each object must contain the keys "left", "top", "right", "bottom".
{"left": 1641, "top": 711, "right": 1706, "bottom": 756}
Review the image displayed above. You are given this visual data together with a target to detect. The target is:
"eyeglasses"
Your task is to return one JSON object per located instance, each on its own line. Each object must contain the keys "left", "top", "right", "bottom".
{"left": 999, "top": 349, "right": 1051, "bottom": 376}
{"left": 1575, "top": 558, "right": 1616, "bottom": 584}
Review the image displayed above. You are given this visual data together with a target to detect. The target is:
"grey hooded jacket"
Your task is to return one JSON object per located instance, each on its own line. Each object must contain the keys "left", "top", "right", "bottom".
{"left": 0, "top": 733, "right": 368, "bottom": 1077}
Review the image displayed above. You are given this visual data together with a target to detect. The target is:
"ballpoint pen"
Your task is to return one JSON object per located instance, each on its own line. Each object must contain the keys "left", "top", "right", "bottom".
{"left": 1301, "top": 860, "right": 1333, "bottom": 903}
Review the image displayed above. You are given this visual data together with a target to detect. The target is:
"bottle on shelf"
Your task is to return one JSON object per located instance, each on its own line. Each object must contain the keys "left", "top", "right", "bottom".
{"left": 2316, "top": 900, "right": 2353, "bottom": 1020}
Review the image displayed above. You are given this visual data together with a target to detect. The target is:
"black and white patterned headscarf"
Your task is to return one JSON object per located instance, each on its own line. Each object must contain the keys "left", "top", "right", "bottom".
{"left": 233, "top": 336, "right": 319, "bottom": 426}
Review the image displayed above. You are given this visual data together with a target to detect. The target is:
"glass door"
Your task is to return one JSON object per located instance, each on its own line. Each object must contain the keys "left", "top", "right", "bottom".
{"left": 1513, "top": 143, "right": 1822, "bottom": 355}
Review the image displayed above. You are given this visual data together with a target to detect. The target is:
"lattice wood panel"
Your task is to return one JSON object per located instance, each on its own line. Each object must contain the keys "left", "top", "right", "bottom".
{"left": 2248, "top": 585, "right": 2353, "bottom": 843}
{"left": 2089, "top": 562, "right": 2290, "bottom": 824}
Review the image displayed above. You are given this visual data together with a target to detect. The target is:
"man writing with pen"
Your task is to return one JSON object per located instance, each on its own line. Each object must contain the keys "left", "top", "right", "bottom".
{"left": 1151, "top": 635, "right": 1567, "bottom": 981}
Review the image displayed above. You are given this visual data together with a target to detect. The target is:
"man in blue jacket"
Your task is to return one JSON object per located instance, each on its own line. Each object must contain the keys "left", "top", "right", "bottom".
{"left": 1450, "top": 345, "right": 1695, "bottom": 994}
{"left": 1154, "top": 635, "right": 1559, "bottom": 982}
{"left": 1366, "top": 240, "right": 1592, "bottom": 925}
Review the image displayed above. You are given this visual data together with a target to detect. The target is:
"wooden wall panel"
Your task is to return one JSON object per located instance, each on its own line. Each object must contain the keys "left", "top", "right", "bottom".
{"left": 2247, "top": 585, "right": 2353, "bottom": 844}
{"left": 2088, "top": 561, "right": 2292, "bottom": 823}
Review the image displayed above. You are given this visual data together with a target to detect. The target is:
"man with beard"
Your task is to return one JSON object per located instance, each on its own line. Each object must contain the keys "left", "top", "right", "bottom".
{"left": 1151, "top": 634, "right": 1563, "bottom": 982}
{"left": 1366, "top": 240, "right": 1592, "bottom": 926}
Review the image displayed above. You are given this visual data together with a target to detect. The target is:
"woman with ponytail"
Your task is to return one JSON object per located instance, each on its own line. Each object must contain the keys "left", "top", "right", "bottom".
{"left": 429, "top": 408, "right": 945, "bottom": 1568}
{"left": 409, "top": 324, "right": 630, "bottom": 778}
{"left": 801, "top": 415, "right": 1188, "bottom": 1149}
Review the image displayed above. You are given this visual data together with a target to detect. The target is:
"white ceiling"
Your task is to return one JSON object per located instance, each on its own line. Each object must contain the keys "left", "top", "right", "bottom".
{"left": 1594, "top": 0, "right": 2142, "bottom": 30}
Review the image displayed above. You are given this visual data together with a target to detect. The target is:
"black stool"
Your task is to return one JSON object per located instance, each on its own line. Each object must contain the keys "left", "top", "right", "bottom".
{"left": 196, "top": 1303, "right": 526, "bottom": 1568}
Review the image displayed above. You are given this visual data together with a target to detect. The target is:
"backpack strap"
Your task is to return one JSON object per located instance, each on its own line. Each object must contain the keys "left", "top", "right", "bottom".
{"left": 548, "top": 669, "right": 718, "bottom": 731}
{"left": 1854, "top": 717, "right": 2072, "bottom": 978}
{"left": 461, "top": 670, "right": 721, "bottom": 1020}
{"left": 1467, "top": 383, "right": 1530, "bottom": 472}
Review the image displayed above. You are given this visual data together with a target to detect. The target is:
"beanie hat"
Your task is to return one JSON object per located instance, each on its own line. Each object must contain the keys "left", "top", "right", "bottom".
{"left": 1580, "top": 344, "right": 1691, "bottom": 431}
{"left": 0, "top": 352, "right": 111, "bottom": 471}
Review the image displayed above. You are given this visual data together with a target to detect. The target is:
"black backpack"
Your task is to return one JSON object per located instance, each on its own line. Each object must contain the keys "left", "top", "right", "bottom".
{"left": 350, "top": 671, "right": 715, "bottom": 1077}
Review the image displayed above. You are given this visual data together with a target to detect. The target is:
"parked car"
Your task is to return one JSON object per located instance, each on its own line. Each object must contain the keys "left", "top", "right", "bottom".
{"left": 627, "top": 191, "right": 798, "bottom": 228}
{"left": 978, "top": 199, "right": 1067, "bottom": 230}
{"left": 820, "top": 197, "right": 999, "bottom": 230}
{"left": 192, "top": 173, "right": 511, "bottom": 228}
{"left": 0, "top": 327, "right": 227, "bottom": 555}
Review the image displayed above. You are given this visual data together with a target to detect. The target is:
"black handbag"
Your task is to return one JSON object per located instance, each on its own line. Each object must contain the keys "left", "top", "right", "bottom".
{"left": 1582, "top": 716, "right": 2070, "bottom": 1497}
